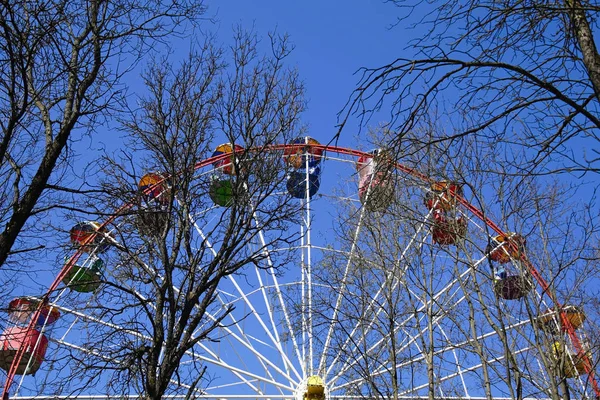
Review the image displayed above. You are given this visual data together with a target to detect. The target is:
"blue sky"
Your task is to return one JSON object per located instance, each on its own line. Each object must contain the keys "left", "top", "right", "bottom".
{"left": 8, "top": 2, "right": 600, "bottom": 397}
{"left": 90, "top": 1, "right": 407, "bottom": 153}
{"left": 208, "top": 0, "right": 403, "bottom": 147}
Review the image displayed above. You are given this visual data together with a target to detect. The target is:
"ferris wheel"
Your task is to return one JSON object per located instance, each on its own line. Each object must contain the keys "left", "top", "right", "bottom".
{"left": 0, "top": 140, "right": 596, "bottom": 400}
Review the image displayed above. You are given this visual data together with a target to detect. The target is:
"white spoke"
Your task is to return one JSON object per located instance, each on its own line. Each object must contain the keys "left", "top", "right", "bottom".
{"left": 318, "top": 204, "right": 369, "bottom": 374}
{"left": 333, "top": 317, "right": 531, "bottom": 393}
{"left": 188, "top": 207, "right": 299, "bottom": 379}
{"left": 325, "top": 207, "right": 434, "bottom": 379}
{"left": 53, "top": 302, "right": 294, "bottom": 393}
{"left": 10, "top": 145, "right": 591, "bottom": 400}
{"left": 252, "top": 212, "right": 303, "bottom": 381}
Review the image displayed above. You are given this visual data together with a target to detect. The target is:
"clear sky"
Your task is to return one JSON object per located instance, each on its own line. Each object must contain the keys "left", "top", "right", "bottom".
{"left": 208, "top": 0, "right": 405, "bottom": 148}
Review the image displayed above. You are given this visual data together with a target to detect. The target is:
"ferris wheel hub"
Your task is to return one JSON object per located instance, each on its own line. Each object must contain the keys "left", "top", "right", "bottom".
{"left": 294, "top": 375, "right": 327, "bottom": 400}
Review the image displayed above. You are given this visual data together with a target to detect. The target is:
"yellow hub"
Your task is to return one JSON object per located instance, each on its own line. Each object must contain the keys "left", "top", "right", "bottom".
{"left": 296, "top": 375, "right": 326, "bottom": 400}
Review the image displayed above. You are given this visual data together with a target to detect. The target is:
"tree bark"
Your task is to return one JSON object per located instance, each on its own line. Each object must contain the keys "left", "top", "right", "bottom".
{"left": 566, "top": 0, "right": 600, "bottom": 102}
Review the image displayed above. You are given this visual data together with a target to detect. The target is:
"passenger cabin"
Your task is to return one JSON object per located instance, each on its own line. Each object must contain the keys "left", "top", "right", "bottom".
{"left": 431, "top": 211, "right": 467, "bottom": 246}
{"left": 285, "top": 137, "right": 323, "bottom": 199}
{"left": 210, "top": 143, "right": 245, "bottom": 206}
{"left": 139, "top": 172, "right": 170, "bottom": 205}
{"left": 538, "top": 306, "right": 586, "bottom": 333}
{"left": 487, "top": 233, "right": 526, "bottom": 264}
{"left": 424, "top": 181, "right": 463, "bottom": 211}
{"left": 212, "top": 143, "right": 244, "bottom": 175}
{"left": 70, "top": 221, "right": 111, "bottom": 253}
{"left": 494, "top": 274, "right": 533, "bottom": 300}
{"left": 303, "top": 375, "right": 325, "bottom": 400}
{"left": 0, "top": 298, "right": 59, "bottom": 375}
{"left": 62, "top": 257, "right": 104, "bottom": 293}
{"left": 356, "top": 149, "right": 394, "bottom": 211}
{"left": 552, "top": 341, "right": 591, "bottom": 378}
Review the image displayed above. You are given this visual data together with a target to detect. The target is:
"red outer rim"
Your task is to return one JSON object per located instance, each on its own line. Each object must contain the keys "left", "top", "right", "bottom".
{"left": 3, "top": 143, "right": 597, "bottom": 398}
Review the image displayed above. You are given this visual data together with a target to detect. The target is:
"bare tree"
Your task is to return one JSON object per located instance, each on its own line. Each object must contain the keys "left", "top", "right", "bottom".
{"left": 22, "top": 32, "right": 307, "bottom": 399}
{"left": 339, "top": 0, "right": 600, "bottom": 178}
{"left": 312, "top": 128, "right": 600, "bottom": 399}
{"left": 0, "top": 0, "right": 208, "bottom": 270}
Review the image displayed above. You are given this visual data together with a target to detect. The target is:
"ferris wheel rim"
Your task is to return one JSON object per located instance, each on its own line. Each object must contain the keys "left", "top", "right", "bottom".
{"left": 2, "top": 143, "right": 597, "bottom": 399}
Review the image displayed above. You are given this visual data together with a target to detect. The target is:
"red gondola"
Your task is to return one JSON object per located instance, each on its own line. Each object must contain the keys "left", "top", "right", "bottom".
{"left": 431, "top": 212, "right": 467, "bottom": 245}
{"left": 0, "top": 297, "right": 59, "bottom": 375}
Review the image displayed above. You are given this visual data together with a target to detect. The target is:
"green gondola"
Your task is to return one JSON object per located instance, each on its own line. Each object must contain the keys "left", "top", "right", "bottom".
{"left": 62, "top": 258, "right": 104, "bottom": 293}
{"left": 210, "top": 177, "right": 235, "bottom": 207}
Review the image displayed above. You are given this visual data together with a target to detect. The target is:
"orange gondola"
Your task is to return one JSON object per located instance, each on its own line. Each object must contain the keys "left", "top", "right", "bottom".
{"left": 137, "top": 172, "right": 170, "bottom": 233}
{"left": 424, "top": 181, "right": 463, "bottom": 211}
{"left": 283, "top": 137, "right": 323, "bottom": 169}
{"left": 538, "top": 305, "right": 586, "bottom": 333}
{"left": 139, "top": 172, "right": 170, "bottom": 205}
{"left": 487, "top": 233, "right": 526, "bottom": 263}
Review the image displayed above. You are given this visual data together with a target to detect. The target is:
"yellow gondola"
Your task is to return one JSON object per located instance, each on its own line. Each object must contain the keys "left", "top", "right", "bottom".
{"left": 303, "top": 376, "right": 325, "bottom": 400}
{"left": 552, "top": 341, "right": 591, "bottom": 378}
